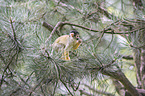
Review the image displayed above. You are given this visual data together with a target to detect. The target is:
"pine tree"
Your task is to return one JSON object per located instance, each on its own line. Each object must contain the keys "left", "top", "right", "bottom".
{"left": 0, "top": 0, "right": 145, "bottom": 96}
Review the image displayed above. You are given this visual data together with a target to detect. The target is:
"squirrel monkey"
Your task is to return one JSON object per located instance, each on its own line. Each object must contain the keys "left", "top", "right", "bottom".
{"left": 51, "top": 30, "right": 82, "bottom": 61}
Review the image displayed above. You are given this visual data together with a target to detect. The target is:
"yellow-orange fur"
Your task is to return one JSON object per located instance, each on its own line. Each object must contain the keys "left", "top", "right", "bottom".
{"left": 51, "top": 33, "right": 81, "bottom": 61}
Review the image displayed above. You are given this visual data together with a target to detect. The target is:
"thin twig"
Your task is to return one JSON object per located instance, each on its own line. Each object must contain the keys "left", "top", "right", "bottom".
{"left": 29, "top": 77, "right": 45, "bottom": 96}
{"left": 50, "top": 58, "right": 74, "bottom": 96}
{"left": 46, "top": 21, "right": 142, "bottom": 38}
{"left": 45, "top": 22, "right": 63, "bottom": 43}
{"left": 42, "top": 22, "right": 60, "bottom": 37}
{"left": 52, "top": 81, "right": 58, "bottom": 95}
{"left": 95, "top": 30, "right": 105, "bottom": 49}
{"left": 10, "top": 17, "right": 17, "bottom": 41}
{"left": 44, "top": 50, "right": 74, "bottom": 96}
{"left": 0, "top": 53, "right": 17, "bottom": 87}
{"left": 44, "top": 21, "right": 143, "bottom": 44}
{"left": 84, "top": 84, "right": 114, "bottom": 96}
{"left": 103, "top": 31, "right": 114, "bottom": 52}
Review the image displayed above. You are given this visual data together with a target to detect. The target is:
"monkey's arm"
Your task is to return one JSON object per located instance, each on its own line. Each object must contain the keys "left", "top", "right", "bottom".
{"left": 73, "top": 39, "right": 82, "bottom": 50}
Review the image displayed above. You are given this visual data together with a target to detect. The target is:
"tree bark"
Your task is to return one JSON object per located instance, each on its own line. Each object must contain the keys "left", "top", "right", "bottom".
{"left": 132, "top": 0, "right": 143, "bottom": 9}
{"left": 140, "top": 32, "right": 145, "bottom": 89}
{"left": 102, "top": 69, "right": 141, "bottom": 96}
{"left": 133, "top": 48, "right": 142, "bottom": 88}
{"left": 87, "top": 67, "right": 141, "bottom": 96}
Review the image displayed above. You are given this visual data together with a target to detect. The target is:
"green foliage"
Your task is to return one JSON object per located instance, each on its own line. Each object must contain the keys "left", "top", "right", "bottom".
{"left": 0, "top": 0, "right": 144, "bottom": 95}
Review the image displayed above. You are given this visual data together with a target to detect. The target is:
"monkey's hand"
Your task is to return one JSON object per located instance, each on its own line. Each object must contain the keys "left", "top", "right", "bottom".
{"left": 73, "top": 39, "right": 82, "bottom": 50}
{"left": 78, "top": 39, "right": 82, "bottom": 43}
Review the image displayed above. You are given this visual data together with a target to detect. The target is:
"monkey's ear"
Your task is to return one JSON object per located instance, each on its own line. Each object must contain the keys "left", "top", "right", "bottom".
{"left": 70, "top": 33, "right": 74, "bottom": 37}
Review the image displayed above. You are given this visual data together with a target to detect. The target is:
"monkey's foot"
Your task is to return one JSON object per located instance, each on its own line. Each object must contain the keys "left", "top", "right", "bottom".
{"left": 65, "top": 58, "right": 70, "bottom": 61}
{"left": 65, "top": 56, "right": 70, "bottom": 61}
{"left": 61, "top": 57, "right": 70, "bottom": 61}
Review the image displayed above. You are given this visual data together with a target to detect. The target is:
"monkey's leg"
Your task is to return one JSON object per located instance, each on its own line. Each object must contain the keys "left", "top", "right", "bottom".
{"left": 61, "top": 50, "right": 66, "bottom": 60}
{"left": 61, "top": 52, "right": 65, "bottom": 60}
{"left": 62, "top": 50, "right": 70, "bottom": 61}
{"left": 61, "top": 46, "right": 65, "bottom": 59}
{"left": 65, "top": 51, "right": 70, "bottom": 61}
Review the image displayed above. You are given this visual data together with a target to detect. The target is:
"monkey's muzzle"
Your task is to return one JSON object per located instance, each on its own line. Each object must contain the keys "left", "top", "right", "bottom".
{"left": 76, "top": 38, "right": 79, "bottom": 40}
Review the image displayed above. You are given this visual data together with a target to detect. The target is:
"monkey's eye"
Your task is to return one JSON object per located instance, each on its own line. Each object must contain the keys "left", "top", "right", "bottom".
{"left": 76, "top": 36, "right": 79, "bottom": 38}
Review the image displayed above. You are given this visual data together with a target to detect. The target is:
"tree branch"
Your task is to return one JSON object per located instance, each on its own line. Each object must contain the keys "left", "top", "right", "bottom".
{"left": 45, "top": 22, "right": 63, "bottom": 43}
{"left": 87, "top": 68, "right": 141, "bottom": 96}
{"left": 44, "top": 21, "right": 142, "bottom": 42}
{"left": 42, "top": 22, "right": 60, "bottom": 37}
{"left": 54, "top": 0, "right": 83, "bottom": 14}
{"left": 10, "top": 17, "right": 17, "bottom": 41}
{"left": 43, "top": 50, "right": 74, "bottom": 96}
{"left": 122, "top": 55, "right": 133, "bottom": 60}
{"left": 0, "top": 53, "right": 17, "bottom": 87}
{"left": 84, "top": 84, "right": 114, "bottom": 96}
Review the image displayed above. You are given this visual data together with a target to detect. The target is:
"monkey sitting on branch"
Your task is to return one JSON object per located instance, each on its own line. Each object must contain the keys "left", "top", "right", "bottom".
{"left": 51, "top": 30, "right": 82, "bottom": 61}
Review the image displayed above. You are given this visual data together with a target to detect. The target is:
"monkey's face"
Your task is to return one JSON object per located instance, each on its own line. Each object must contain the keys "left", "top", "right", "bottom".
{"left": 70, "top": 30, "right": 80, "bottom": 40}
{"left": 70, "top": 33, "right": 80, "bottom": 40}
{"left": 75, "top": 34, "right": 80, "bottom": 40}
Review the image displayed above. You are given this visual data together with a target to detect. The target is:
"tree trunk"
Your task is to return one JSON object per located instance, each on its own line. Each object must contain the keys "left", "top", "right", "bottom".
{"left": 101, "top": 69, "right": 141, "bottom": 96}
{"left": 134, "top": 48, "right": 142, "bottom": 88}
{"left": 140, "top": 32, "right": 145, "bottom": 89}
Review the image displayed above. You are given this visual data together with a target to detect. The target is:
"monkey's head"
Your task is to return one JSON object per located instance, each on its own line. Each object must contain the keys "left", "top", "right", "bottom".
{"left": 70, "top": 30, "right": 80, "bottom": 40}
